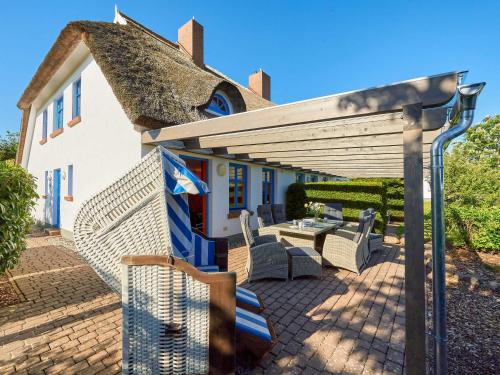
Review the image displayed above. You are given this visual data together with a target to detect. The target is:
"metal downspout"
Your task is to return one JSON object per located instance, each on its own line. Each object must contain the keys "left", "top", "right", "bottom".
{"left": 430, "top": 82, "right": 485, "bottom": 374}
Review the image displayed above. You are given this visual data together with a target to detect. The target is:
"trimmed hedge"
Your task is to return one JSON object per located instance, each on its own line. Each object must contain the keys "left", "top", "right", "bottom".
{"left": 301, "top": 178, "right": 404, "bottom": 234}
{"left": 0, "top": 161, "right": 38, "bottom": 273}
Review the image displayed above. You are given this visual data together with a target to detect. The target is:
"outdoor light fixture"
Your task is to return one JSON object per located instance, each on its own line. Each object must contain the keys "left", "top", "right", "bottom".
{"left": 216, "top": 163, "right": 227, "bottom": 176}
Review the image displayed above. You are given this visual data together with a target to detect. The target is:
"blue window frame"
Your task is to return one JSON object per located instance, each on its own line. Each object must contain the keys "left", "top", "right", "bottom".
{"left": 67, "top": 165, "right": 74, "bottom": 196}
{"left": 42, "top": 109, "right": 48, "bottom": 139}
{"left": 229, "top": 163, "right": 247, "bottom": 210}
{"left": 310, "top": 175, "right": 318, "bottom": 182}
{"left": 72, "top": 78, "right": 81, "bottom": 118}
{"left": 53, "top": 95, "right": 64, "bottom": 130}
{"left": 262, "top": 168, "right": 274, "bottom": 204}
{"left": 296, "top": 173, "right": 305, "bottom": 184}
{"left": 207, "top": 93, "right": 231, "bottom": 116}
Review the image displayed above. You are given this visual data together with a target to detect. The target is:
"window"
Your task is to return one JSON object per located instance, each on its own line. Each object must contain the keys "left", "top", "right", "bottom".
{"left": 72, "top": 78, "right": 81, "bottom": 118}
{"left": 53, "top": 95, "right": 64, "bottom": 130}
{"left": 262, "top": 168, "right": 274, "bottom": 204}
{"left": 206, "top": 92, "right": 232, "bottom": 116}
{"left": 67, "top": 165, "right": 73, "bottom": 196}
{"left": 310, "top": 175, "right": 318, "bottom": 182}
{"left": 322, "top": 176, "right": 328, "bottom": 182}
{"left": 229, "top": 163, "right": 247, "bottom": 210}
{"left": 296, "top": 173, "right": 305, "bottom": 184}
{"left": 42, "top": 109, "right": 48, "bottom": 139}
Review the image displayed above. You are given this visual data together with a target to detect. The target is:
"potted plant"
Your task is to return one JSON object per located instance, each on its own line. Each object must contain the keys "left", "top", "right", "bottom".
{"left": 304, "top": 201, "right": 323, "bottom": 222}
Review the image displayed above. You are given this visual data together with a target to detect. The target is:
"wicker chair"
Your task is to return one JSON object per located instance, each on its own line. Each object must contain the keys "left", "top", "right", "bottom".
{"left": 256, "top": 204, "right": 276, "bottom": 237}
{"left": 122, "top": 255, "right": 277, "bottom": 373}
{"left": 322, "top": 210, "right": 371, "bottom": 274}
{"left": 240, "top": 210, "right": 289, "bottom": 282}
{"left": 324, "top": 202, "right": 344, "bottom": 225}
{"left": 122, "top": 255, "right": 236, "bottom": 374}
{"left": 271, "top": 204, "right": 287, "bottom": 224}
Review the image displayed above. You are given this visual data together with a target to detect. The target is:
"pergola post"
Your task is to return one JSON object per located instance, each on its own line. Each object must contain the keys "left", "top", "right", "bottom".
{"left": 403, "top": 103, "right": 426, "bottom": 375}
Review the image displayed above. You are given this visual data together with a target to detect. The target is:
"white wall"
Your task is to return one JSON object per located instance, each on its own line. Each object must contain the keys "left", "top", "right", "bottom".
{"left": 26, "top": 55, "right": 142, "bottom": 235}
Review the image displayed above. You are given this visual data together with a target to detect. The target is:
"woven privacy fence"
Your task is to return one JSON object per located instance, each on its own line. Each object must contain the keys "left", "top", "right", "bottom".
{"left": 301, "top": 179, "right": 404, "bottom": 233}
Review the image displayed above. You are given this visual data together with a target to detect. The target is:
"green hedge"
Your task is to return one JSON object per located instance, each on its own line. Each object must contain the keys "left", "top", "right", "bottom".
{"left": 301, "top": 178, "right": 404, "bottom": 233}
{"left": 0, "top": 161, "right": 37, "bottom": 273}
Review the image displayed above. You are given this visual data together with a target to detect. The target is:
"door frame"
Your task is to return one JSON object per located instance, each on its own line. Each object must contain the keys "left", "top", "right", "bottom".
{"left": 52, "top": 168, "right": 61, "bottom": 228}
{"left": 179, "top": 154, "right": 210, "bottom": 235}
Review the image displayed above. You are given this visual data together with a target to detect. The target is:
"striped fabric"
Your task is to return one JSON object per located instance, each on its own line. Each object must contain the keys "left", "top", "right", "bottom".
{"left": 160, "top": 149, "right": 263, "bottom": 313}
{"left": 236, "top": 287, "right": 261, "bottom": 310}
{"left": 236, "top": 307, "right": 272, "bottom": 341}
{"left": 161, "top": 149, "right": 215, "bottom": 267}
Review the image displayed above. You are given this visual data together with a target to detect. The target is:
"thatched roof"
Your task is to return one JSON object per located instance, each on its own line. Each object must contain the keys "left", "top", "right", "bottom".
{"left": 17, "top": 19, "right": 273, "bottom": 128}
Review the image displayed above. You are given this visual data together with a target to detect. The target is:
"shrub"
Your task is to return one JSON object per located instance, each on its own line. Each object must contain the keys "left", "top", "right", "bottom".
{"left": 0, "top": 161, "right": 38, "bottom": 273}
{"left": 445, "top": 205, "right": 500, "bottom": 252}
{"left": 285, "top": 183, "right": 307, "bottom": 219}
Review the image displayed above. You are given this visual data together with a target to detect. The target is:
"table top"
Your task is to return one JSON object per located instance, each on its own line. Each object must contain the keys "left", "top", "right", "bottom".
{"left": 269, "top": 221, "right": 340, "bottom": 236}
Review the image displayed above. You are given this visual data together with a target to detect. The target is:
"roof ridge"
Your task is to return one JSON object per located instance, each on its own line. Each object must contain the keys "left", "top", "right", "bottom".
{"left": 116, "top": 10, "right": 180, "bottom": 51}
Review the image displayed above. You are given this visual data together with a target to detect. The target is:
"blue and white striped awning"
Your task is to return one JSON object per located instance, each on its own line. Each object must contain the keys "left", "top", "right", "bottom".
{"left": 161, "top": 149, "right": 209, "bottom": 195}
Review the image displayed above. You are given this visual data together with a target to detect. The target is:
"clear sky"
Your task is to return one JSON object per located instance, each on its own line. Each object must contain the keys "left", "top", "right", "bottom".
{"left": 0, "top": 0, "right": 498, "bottom": 136}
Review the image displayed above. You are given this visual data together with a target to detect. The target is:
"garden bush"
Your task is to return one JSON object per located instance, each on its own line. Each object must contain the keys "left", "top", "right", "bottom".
{"left": 285, "top": 183, "right": 307, "bottom": 219}
{"left": 0, "top": 161, "right": 37, "bottom": 273}
{"left": 445, "top": 205, "right": 500, "bottom": 252}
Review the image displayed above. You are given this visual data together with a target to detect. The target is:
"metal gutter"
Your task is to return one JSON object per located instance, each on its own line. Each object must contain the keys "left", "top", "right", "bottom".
{"left": 430, "top": 82, "right": 485, "bottom": 374}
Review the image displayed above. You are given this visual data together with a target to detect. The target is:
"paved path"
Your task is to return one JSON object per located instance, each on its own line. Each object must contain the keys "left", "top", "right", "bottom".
{"left": 0, "top": 236, "right": 405, "bottom": 374}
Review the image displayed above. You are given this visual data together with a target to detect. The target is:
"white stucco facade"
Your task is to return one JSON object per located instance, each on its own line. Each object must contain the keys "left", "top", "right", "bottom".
{"left": 21, "top": 45, "right": 312, "bottom": 239}
{"left": 24, "top": 47, "right": 143, "bottom": 237}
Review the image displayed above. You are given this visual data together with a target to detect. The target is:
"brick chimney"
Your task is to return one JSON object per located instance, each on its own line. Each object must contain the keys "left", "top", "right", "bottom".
{"left": 178, "top": 18, "right": 204, "bottom": 67}
{"left": 249, "top": 69, "right": 271, "bottom": 101}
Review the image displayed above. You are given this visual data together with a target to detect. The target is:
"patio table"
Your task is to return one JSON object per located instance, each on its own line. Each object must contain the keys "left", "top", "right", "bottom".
{"left": 266, "top": 221, "right": 341, "bottom": 252}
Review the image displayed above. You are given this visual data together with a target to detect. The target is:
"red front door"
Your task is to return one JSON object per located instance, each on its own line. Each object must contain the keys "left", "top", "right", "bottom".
{"left": 181, "top": 157, "right": 208, "bottom": 234}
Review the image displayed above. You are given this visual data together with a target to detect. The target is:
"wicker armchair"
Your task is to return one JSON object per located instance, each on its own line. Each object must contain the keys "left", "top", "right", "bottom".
{"left": 322, "top": 211, "right": 371, "bottom": 274}
{"left": 240, "top": 210, "right": 288, "bottom": 282}
{"left": 324, "top": 202, "right": 344, "bottom": 225}
{"left": 271, "top": 204, "right": 287, "bottom": 224}
{"left": 122, "top": 255, "right": 236, "bottom": 374}
{"left": 256, "top": 204, "right": 276, "bottom": 237}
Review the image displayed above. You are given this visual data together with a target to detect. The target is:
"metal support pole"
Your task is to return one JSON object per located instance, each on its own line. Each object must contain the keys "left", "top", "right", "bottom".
{"left": 430, "top": 82, "right": 485, "bottom": 375}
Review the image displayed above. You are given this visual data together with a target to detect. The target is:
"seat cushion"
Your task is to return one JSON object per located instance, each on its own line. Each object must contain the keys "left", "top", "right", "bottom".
{"left": 286, "top": 246, "right": 319, "bottom": 257}
{"left": 236, "top": 307, "right": 272, "bottom": 341}
{"left": 236, "top": 287, "right": 261, "bottom": 309}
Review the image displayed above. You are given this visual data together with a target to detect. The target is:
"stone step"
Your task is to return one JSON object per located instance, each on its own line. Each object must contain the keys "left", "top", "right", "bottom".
{"left": 44, "top": 228, "right": 61, "bottom": 236}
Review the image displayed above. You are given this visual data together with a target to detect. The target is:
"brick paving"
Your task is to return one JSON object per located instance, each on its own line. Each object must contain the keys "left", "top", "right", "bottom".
{"left": 1, "top": 236, "right": 405, "bottom": 374}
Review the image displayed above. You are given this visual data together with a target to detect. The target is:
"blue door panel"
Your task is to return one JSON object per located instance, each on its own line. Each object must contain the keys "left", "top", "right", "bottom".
{"left": 53, "top": 169, "right": 61, "bottom": 228}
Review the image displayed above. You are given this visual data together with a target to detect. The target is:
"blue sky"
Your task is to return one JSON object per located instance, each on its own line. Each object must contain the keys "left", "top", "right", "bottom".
{"left": 1, "top": 0, "right": 498, "bottom": 136}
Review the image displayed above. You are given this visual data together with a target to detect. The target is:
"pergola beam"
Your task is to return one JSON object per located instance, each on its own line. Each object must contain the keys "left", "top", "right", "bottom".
{"left": 243, "top": 144, "right": 432, "bottom": 158}
{"left": 182, "top": 108, "right": 448, "bottom": 149}
{"left": 214, "top": 131, "right": 440, "bottom": 154}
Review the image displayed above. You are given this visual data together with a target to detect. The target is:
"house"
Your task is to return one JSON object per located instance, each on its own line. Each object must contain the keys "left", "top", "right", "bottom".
{"left": 16, "top": 9, "right": 329, "bottom": 239}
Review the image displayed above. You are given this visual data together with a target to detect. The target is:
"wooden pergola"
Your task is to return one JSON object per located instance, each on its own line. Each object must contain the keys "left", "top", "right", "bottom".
{"left": 142, "top": 71, "right": 464, "bottom": 374}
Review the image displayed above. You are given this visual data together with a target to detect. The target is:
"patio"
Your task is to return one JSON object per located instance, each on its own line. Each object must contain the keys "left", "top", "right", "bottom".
{"left": 0, "top": 234, "right": 405, "bottom": 374}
